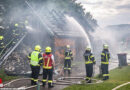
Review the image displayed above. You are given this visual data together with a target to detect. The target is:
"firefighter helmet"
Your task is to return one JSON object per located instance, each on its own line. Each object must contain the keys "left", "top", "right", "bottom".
{"left": 15, "top": 23, "right": 19, "bottom": 27}
{"left": 66, "top": 45, "right": 70, "bottom": 49}
{"left": 45, "top": 46, "right": 51, "bottom": 53}
{"left": 103, "top": 44, "right": 108, "bottom": 49}
{"left": 0, "top": 36, "right": 4, "bottom": 40}
{"left": 35, "top": 45, "right": 41, "bottom": 52}
{"left": 86, "top": 46, "right": 91, "bottom": 51}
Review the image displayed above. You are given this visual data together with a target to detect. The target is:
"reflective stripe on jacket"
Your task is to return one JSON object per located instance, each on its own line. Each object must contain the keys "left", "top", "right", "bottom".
{"left": 84, "top": 52, "right": 95, "bottom": 64}
{"left": 65, "top": 50, "right": 72, "bottom": 60}
{"left": 101, "top": 50, "right": 110, "bottom": 64}
{"left": 43, "top": 53, "right": 53, "bottom": 69}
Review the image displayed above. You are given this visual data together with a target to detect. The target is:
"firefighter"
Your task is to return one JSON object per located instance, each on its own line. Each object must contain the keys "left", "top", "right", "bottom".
{"left": 42, "top": 46, "right": 55, "bottom": 88}
{"left": 0, "top": 36, "right": 4, "bottom": 52}
{"left": 101, "top": 44, "right": 110, "bottom": 80}
{"left": 64, "top": 45, "right": 73, "bottom": 74}
{"left": 12, "top": 23, "right": 20, "bottom": 44}
{"left": 28, "top": 45, "right": 43, "bottom": 85}
{"left": 84, "top": 46, "right": 96, "bottom": 83}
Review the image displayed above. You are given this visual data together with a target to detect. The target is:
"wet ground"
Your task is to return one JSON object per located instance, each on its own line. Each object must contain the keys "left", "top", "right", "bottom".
{"left": 3, "top": 64, "right": 85, "bottom": 90}
{"left": 3, "top": 56, "right": 130, "bottom": 90}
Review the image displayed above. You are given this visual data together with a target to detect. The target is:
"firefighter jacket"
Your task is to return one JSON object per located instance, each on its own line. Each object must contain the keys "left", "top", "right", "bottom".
{"left": 28, "top": 51, "right": 43, "bottom": 66}
{"left": 43, "top": 53, "right": 54, "bottom": 69}
{"left": 64, "top": 49, "right": 73, "bottom": 60}
{"left": 101, "top": 49, "right": 110, "bottom": 64}
{"left": 84, "top": 51, "right": 95, "bottom": 64}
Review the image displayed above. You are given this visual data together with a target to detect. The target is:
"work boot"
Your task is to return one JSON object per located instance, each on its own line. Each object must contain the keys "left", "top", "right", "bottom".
{"left": 103, "top": 77, "right": 107, "bottom": 80}
{"left": 86, "top": 78, "right": 89, "bottom": 81}
{"left": 42, "top": 82, "right": 46, "bottom": 87}
{"left": 31, "top": 80, "right": 34, "bottom": 85}
{"left": 48, "top": 83, "right": 54, "bottom": 88}
{"left": 86, "top": 79, "right": 91, "bottom": 83}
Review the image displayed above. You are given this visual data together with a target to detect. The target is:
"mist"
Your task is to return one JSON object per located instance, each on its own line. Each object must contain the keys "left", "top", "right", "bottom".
{"left": 0, "top": 0, "right": 98, "bottom": 75}
{"left": 89, "top": 26, "right": 130, "bottom": 62}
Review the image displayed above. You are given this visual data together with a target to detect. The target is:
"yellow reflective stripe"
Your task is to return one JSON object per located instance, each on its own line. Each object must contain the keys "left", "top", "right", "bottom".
{"left": 42, "top": 79, "right": 47, "bottom": 82}
{"left": 101, "top": 53, "right": 105, "bottom": 56}
{"left": 88, "top": 56, "right": 90, "bottom": 61}
{"left": 34, "top": 79, "right": 38, "bottom": 82}
{"left": 31, "top": 64, "right": 40, "bottom": 66}
{"left": 85, "top": 61, "right": 93, "bottom": 64}
{"left": 90, "top": 55, "right": 94, "bottom": 58}
{"left": 39, "top": 57, "right": 43, "bottom": 60}
{"left": 103, "top": 74, "right": 110, "bottom": 76}
{"left": 43, "top": 57, "right": 52, "bottom": 69}
{"left": 68, "top": 68, "right": 71, "bottom": 70}
{"left": 43, "top": 67, "right": 52, "bottom": 69}
{"left": 106, "top": 54, "right": 108, "bottom": 62}
{"left": 67, "top": 52, "right": 69, "bottom": 56}
{"left": 64, "top": 68, "right": 71, "bottom": 70}
{"left": 47, "top": 58, "right": 50, "bottom": 68}
{"left": 31, "top": 78, "right": 34, "bottom": 80}
{"left": 101, "top": 62, "right": 109, "bottom": 64}
{"left": 43, "top": 59, "right": 45, "bottom": 67}
{"left": 65, "top": 57, "right": 71, "bottom": 59}
{"left": 64, "top": 68, "right": 67, "bottom": 69}
{"left": 28, "top": 56, "right": 31, "bottom": 58}
{"left": 48, "top": 80, "right": 53, "bottom": 83}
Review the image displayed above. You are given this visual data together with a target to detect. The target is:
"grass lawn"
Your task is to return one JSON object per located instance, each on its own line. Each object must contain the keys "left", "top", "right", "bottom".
{"left": 118, "top": 84, "right": 130, "bottom": 90}
{"left": 0, "top": 69, "right": 18, "bottom": 82}
{"left": 63, "top": 65, "right": 130, "bottom": 90}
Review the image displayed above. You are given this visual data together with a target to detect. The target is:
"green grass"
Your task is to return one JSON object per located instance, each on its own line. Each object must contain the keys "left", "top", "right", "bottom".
{"left": 63, "top": 65, "right": 130, "bottom": 90}
{"left": 0, "top": 69, "right": 18, "bottom": 82}
{"left": 117, "top": 84, "right": 130, "bottom": 90}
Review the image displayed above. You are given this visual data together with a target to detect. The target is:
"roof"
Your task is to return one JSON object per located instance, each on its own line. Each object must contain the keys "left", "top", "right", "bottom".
{"left": 39, "top": 9, "right": 85, "bottom": 38}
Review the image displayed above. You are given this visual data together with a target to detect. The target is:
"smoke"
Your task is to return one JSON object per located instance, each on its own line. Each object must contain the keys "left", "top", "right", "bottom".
{"left": 90, "top": 26, "right": 130, "bottom": 60}
{"left": 2, "top": 0, "right": 94, "bottom": 75}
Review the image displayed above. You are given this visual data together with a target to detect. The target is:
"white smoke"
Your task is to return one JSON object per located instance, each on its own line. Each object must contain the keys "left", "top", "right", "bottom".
{"left": 90, "top": 26, "right": 130, "bottom": 59}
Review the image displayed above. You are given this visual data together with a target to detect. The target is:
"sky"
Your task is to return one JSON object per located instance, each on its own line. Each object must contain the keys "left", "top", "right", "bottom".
{"left": 77, "top": 0, "right": 130, "bottom": 27}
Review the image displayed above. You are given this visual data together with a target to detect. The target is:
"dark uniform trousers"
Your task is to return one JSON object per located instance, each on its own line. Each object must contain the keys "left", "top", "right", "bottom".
{"left": 64, "top": 59, "right": 71, "bottom": 74}
{"left": 30, "top": 65, "right": 40, "bottom": 85}
{"left": 101, "top": 50, "right": 110, "bottom": 80}
{"left": 86, "top": 64, "right": 93, "bottom": 80}
{"left": 101, "top": 64, "right": 109, "bottom": 80}
{"left": 42, "top": 68, "right": 53, "bottom": 87}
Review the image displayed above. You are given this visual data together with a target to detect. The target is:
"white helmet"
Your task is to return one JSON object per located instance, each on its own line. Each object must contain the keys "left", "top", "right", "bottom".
{"left": 86, "top": 46, "right": 91, "bottom": 51}
{"left": 66, "top": 45, "right": 70, "bottom": 49}
{"left": 103, "top": 44, "right": 108, "bottom": 49}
